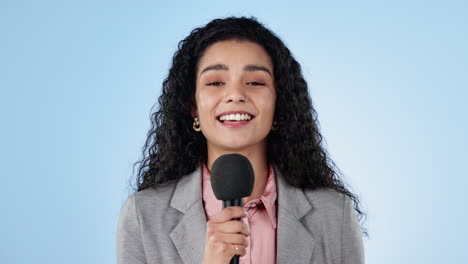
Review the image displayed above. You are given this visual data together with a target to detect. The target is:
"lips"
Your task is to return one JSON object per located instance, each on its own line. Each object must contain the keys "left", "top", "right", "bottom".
{"left": 216, "top": 111, "right": 255, "bottom": 122}
{"left": 215, "top": 111, "right": 255, "bottom": 129}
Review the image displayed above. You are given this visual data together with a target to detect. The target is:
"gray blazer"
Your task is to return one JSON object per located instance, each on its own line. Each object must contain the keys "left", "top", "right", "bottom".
{"left": 117, "top": 165, "right": 365, "bottom": 264}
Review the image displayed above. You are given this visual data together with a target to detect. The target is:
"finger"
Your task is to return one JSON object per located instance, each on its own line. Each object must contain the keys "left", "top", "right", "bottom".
{"left": 210, "top": 220, "right": 250, "bottom": 236}
{"left": 208, "top": 233, "right": 248, "bottom": 247}
{"left": 207, "top": 219, "right": 250, "bottom": 237}
{"left": 211, "top": 207, "right": 247, "bottom": 223}
{"left": 230, "top": 244, "right": 247, "bottom": 257}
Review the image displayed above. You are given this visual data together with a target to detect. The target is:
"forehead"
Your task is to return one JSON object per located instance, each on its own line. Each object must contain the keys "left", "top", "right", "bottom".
{"left": 196, "top": 40, "right": 273, "bottom": 73}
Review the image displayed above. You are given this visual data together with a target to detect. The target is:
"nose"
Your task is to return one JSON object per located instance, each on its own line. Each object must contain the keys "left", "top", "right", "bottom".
{"left": 224, "top": 81, "right": 247, "bottom": 103}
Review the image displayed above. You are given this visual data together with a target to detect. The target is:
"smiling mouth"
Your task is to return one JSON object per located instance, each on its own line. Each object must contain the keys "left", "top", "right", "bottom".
{"left": 217, "top": 113, "right": 255, "bottom": 123}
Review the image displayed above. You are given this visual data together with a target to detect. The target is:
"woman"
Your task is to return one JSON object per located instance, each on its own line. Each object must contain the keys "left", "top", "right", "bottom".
{"left": 117, "top": 16, "right": 366, "bottom": 264}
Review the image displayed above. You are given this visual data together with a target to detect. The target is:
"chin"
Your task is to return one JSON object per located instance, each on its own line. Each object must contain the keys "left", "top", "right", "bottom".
{"left": 213, "top": 138, "right": 266, "bottom": 152}
{"left": 220, "top": 142, "right": 252, "bottom": 151}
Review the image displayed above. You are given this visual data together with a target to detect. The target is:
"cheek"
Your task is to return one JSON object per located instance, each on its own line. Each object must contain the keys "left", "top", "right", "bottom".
{"left": 258, "top": 92, "right": 276, "bottom": 119}
{"left": 195, "top": 89, "right": 218, "bottom": 117}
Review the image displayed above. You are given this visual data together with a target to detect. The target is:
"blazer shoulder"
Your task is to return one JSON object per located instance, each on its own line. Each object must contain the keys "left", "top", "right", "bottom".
{"left": 117, "top": 180, "right": 189, "bottom": 264}
{"left": 301, "top": 187, "right": 365, "bottom": 263}
{"left": 131, "top": 181, "right": 179, "bottom": 212}
{"left": 300, "top": 187, "right": 353, "bottom": 235}
{"left": 303, "top": 187, "right": 347, "bottom": 214}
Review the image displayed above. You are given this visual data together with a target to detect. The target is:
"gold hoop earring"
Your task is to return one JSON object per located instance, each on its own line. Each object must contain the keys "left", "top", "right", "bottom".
{"left": 271, "top": 120, "right": 278, "bottom": 131}
{"left": 193, "top": 117, "right": 201, "bottom": 132}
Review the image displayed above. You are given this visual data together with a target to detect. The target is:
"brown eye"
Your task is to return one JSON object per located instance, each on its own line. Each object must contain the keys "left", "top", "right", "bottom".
{"left": 207, "top": 81, "right": 224, "bottom": 86}
{"left": 247, "top": 82, "right": 266, "bottom": 86}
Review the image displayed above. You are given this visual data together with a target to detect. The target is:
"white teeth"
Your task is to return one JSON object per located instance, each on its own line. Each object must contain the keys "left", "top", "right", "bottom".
{"left": 218, "top": 113, "right": 253, "bottom": 121}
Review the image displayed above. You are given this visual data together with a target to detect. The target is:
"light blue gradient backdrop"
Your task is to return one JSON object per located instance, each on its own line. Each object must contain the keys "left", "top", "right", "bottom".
{"left": 1, "top": 0, "right": 467, "bottom": 263}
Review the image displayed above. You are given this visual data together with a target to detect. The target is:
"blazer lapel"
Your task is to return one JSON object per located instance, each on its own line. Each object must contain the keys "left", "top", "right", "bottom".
{"left": 275, "top": 166, "right": 316, "bottom": 264}
{"left": 169, "top": 166, "right": 207, "bottom": 264}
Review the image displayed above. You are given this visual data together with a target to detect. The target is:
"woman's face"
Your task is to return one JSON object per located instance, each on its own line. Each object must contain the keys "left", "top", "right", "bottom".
{"left": 195, "top": 40, "right": 276, "bottom": 154}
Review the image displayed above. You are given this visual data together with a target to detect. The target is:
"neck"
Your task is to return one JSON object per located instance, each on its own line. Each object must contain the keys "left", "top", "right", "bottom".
{"left": 206, "top": 141, "right": 269, "bottom": 204}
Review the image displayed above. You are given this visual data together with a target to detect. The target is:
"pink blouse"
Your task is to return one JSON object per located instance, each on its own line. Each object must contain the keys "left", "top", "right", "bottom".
{"left": 202, "top": 163, "right": 278, "bottom": 264}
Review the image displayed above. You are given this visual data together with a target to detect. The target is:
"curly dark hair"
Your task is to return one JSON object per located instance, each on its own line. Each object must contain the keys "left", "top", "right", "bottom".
{"left": 133, "top": 16, "right": 367, "bottom": 236}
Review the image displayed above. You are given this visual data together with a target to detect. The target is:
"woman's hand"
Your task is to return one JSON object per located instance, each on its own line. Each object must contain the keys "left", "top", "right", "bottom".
{"left": 201, "top": 206, "right": 250, "bottom": 264}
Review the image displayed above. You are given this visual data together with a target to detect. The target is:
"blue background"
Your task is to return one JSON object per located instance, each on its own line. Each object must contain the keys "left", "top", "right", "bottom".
{"left": 1, "top": 0, "right": 467, "bottom": 263}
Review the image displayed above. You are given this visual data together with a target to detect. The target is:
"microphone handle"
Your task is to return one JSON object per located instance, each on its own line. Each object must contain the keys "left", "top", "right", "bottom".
{"left": 222, "top": 199, "right": 243, "bottom": 264}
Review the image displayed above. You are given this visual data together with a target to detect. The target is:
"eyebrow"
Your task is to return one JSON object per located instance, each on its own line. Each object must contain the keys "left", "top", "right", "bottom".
{"left": 199, "top": 63, "right": 272, "bottom": 77}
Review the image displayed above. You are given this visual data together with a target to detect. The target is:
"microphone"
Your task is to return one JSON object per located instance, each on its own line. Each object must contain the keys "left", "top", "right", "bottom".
{"left": 211, "top": 153, "right": 255, "bottom": 264}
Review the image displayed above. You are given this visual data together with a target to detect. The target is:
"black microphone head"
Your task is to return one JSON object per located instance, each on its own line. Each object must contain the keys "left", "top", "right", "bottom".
{"left": 210, "top": 153, "right": 255, "bottom": 201}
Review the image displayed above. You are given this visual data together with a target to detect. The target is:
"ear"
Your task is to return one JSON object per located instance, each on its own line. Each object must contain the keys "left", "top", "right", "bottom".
{"left": 190, "top": 105, "right": 198, "bottom": 118}
{"left": 189, "top": 96, "right": 198, "bottom": 117}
